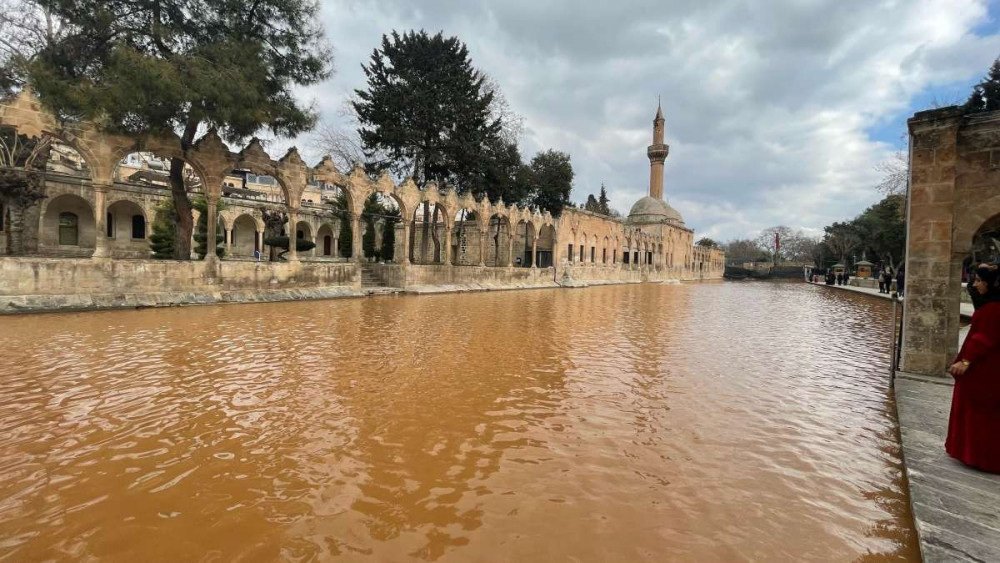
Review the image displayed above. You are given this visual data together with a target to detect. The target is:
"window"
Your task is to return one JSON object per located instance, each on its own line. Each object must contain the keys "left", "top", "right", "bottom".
{"left": 297, "top": 229, "right": 305, "bottom": 240}
{"left": 324, "top": 235, "right": 332, "bottom": 256}
{"left": 106, "top": 211, "right": 114, "bottom": 238}
{"left": 131, "top": 215, "right": 146, "bottom": 239}
{"left": 633, "top": 251, "right": 639, "bottom": 264}
{"left": 590, "top": 247, "right": 595, "bottom": 262}
{"left": 613, "top": 249, "right": 617, "bottom": 264}
{"left": 579, "top": 245, "right": 584, "bottom": 262}
{"left": 623, "top": 251, "right": 630, "bottom": 264}
{"left": 59, "top": 212, "right": 79, "bottom": 245}
{"left": 568, "top": 244, "right": 574, "bottom": 262}
{"left": 602, "top": 248, "right": 607, "bottom": 263}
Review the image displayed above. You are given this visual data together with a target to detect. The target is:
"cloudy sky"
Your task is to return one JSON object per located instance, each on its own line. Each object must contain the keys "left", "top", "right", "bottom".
{"left": 288, "top": 0, "right": 1000, "bottom": 241}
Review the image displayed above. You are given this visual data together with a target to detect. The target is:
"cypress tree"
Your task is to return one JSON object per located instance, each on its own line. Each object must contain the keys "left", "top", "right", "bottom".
{"left": 598, "top": 184, "right": 611, "bottom": 215}
{"left": 149, "top": 202, "right": 175, "bottom": 259}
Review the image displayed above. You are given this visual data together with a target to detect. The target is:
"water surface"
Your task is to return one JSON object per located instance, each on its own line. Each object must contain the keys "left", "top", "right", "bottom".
{"left": 0, "top": 281, "right": 917, "bottom": 561}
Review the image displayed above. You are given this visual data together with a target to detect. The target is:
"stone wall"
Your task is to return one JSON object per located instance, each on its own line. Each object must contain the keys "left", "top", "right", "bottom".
{"left": 0, "top": 257, "right": 356, "bottom": 297}
{"left": 902, "top": 107, "right": 1000, "bottom": 376}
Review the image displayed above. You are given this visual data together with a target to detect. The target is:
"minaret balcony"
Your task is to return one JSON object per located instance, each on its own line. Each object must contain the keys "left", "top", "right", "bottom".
{"left": 647, "top": 144, "right": 670, "bottom": 161}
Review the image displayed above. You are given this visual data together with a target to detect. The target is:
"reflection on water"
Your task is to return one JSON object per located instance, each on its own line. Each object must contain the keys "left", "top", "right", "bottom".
{"left": 0, "top": 281, "right": 918, "bottom": 561}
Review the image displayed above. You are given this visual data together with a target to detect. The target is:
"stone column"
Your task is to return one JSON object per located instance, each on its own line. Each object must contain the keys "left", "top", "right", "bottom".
{"left": 204, "top": 195, "right": 220, "bottom": 266}
{"left": 478, "top": 225, "right": 486, "bottom": 267}
{"left": 901, "top": 113, "right": 963, "bottom": 376}
{"left": 507, "top": 228, "right": 514, "bottom": 267}
{"left": 225, "top": 228, "right": 233, "bottom": 257}
{"left": 531, "top": 237, "right": 538, "bottom": 268}
{"left": 351, "top": 212, "right": 362, "bottom": 263}
{"left": 309, "top": 235, "right": 317, "bottom": 258}
{"left": 286, "top": 208, "right": 299, "bottom": 262}
{"left": 92, "top": 184, "right": 110, "bottom": 258}
{"left": 444, "top": 226, "right": 452, "bottom": 266}
{"left": 401, "top": 221, "right": 411, "bottom": 265}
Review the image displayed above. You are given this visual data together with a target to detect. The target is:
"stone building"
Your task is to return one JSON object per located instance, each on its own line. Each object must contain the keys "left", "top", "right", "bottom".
{"left": 0, "top": 92, "right": 723, "bottom": 312}
{"left": 902, "top": 106, "right": 1000, "bottom": 376}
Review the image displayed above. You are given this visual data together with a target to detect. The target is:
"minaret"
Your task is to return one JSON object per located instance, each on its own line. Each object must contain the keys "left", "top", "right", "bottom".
{"left": 646, "top": 99, "right": 670, "bottom": 200}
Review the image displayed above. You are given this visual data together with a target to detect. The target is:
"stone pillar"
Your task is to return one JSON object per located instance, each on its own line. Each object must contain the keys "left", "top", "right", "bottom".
{"left": 204, "top": 196, "right": 220, "bottom": 265}
{"left": 531, "top": 237, "right": 538, "bottom": 268}
{"left": 507, "top": 228, "right": 514, "bottom": 267}
{"left": 309, "top": 235, "right": 316, "bottom": 257}
{"left": 478, "top": 225, "right": 486, "bottom": 267}
{"left": 92, "top": 184, "right": 110, "bottom": 258}
{"left": 401, "top": 221, "right": 411, "bottom": 265}
{"left": 286, "top": 208, "right": 299, "bottom": 262}
{"left": 225, "top": 228, "right": 233, "bottom": 257}
{"left": 444, "top": 226, "right": 452, "bottom": 266}
{"left": 351, "top": 212, "right": 362, "bottom": 263}
{"left": 901, "top": 111, "right": 963, "bottom": 376}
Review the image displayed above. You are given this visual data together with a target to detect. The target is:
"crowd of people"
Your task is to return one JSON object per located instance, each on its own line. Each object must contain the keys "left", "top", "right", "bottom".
{"left": 806, "top": 265, "right": 904, "bottom": 296}
{"left": 876, "top": 267, "right": 905, "bottom": 296}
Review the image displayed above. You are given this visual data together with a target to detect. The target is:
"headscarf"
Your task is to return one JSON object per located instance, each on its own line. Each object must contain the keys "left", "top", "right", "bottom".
{"left": 969, "top": 265, "right": 1000, "bottom": 308}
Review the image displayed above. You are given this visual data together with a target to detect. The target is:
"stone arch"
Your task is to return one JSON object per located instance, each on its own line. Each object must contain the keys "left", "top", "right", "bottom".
{"left": 452, "top": 208, "right": 482, "bottom": 266}
{"left": 316, "top": 222, "right": 336, "bottom": 258}
{"left": 105, "top": 199, "right": 149, "bottom": 258}
{"left": 486, "top": 214, "right": 512, "bottom": 266}
{"left": 45, "top": 140, "right": 93, "bottom": 179}
{"left": 231, "top": 214, "right": 261, "bottom": 257}
{"left": 360, "top": 191, "right": 402, "bottom": 262}
{"left": 410, "top": 201, "right": 448, "bottom": 264}
{"left": 39, "top": 193, "right": 96, "bottom": 255}
{"left": 513, "top": 219, "right": 534, "bottom": 267}
{"left": 536, "top": 224, "right": 555, "bottom": 268}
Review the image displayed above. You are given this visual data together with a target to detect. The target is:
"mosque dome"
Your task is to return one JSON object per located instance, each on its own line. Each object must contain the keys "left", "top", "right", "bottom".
{"left": 628, "top": 196, "right": 685, "bottom": 226}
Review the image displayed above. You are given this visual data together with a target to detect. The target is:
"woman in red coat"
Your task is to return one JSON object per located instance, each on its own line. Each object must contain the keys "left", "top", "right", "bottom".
{"left": 946, "top": 266, "right": 1000, "bottom": 473}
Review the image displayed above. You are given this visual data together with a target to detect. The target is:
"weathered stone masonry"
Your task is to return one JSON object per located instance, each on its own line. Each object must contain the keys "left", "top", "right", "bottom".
{"left": 903, "top": 107, "right": 1000, "bottom": 376}
{"left": 0, "top": 92, "right": 724, "bottom": 312}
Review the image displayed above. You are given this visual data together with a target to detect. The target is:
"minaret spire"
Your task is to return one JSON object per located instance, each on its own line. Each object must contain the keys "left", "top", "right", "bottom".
{"left": 647, "top": 99, "right": 669, "bottom": 200}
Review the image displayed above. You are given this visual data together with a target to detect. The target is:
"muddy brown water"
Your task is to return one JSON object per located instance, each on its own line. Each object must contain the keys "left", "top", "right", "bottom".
{"left": 0, "top": 281, "right": 918, "bottom": 561}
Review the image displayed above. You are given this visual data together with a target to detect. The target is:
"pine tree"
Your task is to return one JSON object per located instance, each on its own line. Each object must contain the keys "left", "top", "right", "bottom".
{"left": 25, "top": 0, "right": 331, "bottom": 259}
{"left": 149, "top": 201, "right": 176, "bottom": 259}
{"left": 353, "top": 30, "right": 501, "bottom": 190}
{"left": 598, "top": 184, "right": 611, "bottom": 215}
{"left": 584, "top": 194, "right": 600, "bottom": 213}
{"left": 525, "top": 150, "right": 574, "bottom": 217}
{"left": 966, "top": 57, "right": 1000, "bottom": 112}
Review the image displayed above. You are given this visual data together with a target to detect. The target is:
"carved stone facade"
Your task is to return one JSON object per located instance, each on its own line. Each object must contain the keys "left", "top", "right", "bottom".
{"left": 902, "top": 107, "right": 1000, "bottom": 375}
{"left": 0, "top": 92, "right": 723, "bottom": 311}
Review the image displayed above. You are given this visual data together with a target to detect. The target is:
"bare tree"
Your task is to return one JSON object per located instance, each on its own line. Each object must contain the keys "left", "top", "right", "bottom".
{"left": 755, "top": 225, "right": 793, "bottom": 262}
{"left": 826, "top": 229, "right": 860, "bottom": 265}
{"left": 310, "top": 120, "right": 366, "bottom": 172}
{"left": 482, "top": 73, "right": 524, "bottom": 145}
{"left": 0, "top": 0, "right": 68, "bottom": 95}
{"left": 874, "top": 150, "right": 907, "bottom": 197}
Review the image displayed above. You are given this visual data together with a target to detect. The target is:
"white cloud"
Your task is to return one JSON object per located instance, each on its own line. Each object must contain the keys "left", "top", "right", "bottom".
{"left": 293, "top": 0, "right": 1000, "bottom": 240}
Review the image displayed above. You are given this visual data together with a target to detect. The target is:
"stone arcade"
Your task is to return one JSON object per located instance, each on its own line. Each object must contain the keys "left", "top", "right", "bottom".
{"left": 0, "top": 92, "right": 724, "bottom": 312}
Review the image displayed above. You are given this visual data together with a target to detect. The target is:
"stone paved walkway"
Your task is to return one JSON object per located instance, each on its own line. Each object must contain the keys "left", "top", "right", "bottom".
{"left": 806, "top": 280, "right": 975, "bottom": 318}
{"left": 894, "top": 373, "right": 1000, "bottom": 562}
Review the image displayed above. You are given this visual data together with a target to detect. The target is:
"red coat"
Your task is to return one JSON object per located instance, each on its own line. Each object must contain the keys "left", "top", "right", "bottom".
{"left": 946, "top": 301, "right": 1000, "bottom": 472}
